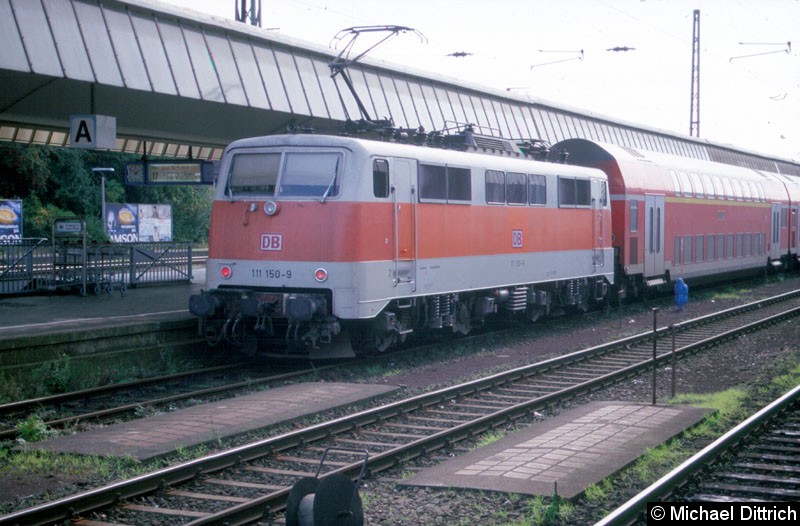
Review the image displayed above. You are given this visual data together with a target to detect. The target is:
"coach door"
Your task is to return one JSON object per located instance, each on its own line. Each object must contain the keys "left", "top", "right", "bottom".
{"left": 644, "top": 194, "right": 665, "bottom": 277}
{"left": 770, "top": 203, "right": 784, "bottom": 261}
{"left": 391, "top": 158, "right": 417, "bottom": 294}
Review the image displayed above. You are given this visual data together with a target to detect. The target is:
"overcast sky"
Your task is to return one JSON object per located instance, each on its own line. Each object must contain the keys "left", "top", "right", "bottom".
{"left": 151, "top": 0, "right": 799, "bottom": 160}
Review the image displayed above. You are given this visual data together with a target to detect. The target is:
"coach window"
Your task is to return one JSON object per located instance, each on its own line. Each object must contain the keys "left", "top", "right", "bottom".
{"left": 731, "top": 179, "right": 743, "bottom": 201}
{"left": 695, "top": 235, "right": 704, "bottom": 262}
{"left": 712, "top": 176, "right": 724, "bottom": 198}
{"left": 674, "top": 237, "right": 682, "bottom": 266}
{"left": 677, "top": 171, "right": 693, "bottom": 197}
{"left": 507, "top": 172, "right": 527, "bottom": 205}
{"left": 485, "top": 169, "right": 505, "bottom": 204}
{"left": 756, "top": 183, "right": 766, "bottom": 201}
{"left": 717, "top": 235, "right": 724, "bottom": 260}
{"left": 701, "top": 174, "right": 715, "bottom": 199}
{"left": 669, "top": 170, "right": 682, "bottom": 196}
{"left": 741, "top": 181, "right": 752, "bottom": 201}
{"left": 736, "top": 234, "right": 743, "bottom": 257}
{"left": 630, "top": 200, "right": 638, "bottom": 232}
{"left": 706, "top": 235, "right": 715, "bottom": 261}
{"left": 528, "top": 174, "right": 547, "bottom": 205}
{"left": 227, "top": 152, "right": 281, "bottom": 197}
{"left": 689, "top": 172, "right": 704, "bottom": 198}
{"left": 721, "top": 177, "right": 734, "bottom": 200}
{"left": 683, "top": 236, "right": 693, "bottom": 264}
{"left": 726, "top": 234, "right": 734, "bottom": 258}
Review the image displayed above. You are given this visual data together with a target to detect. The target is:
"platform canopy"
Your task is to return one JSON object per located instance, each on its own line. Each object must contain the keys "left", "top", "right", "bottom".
{"left": 1, "top": 0, "right": 798, "bottom": 175}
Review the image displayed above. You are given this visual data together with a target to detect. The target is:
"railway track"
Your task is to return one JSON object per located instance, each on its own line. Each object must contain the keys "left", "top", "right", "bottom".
{"left": 596, "top": 382, "right": 800, "bottom": 526}
{"left": 2, "top": 289, "right": 800, "bottom": 526}
{"left": 0, "top": 357, "right": 331, "bottom": 442}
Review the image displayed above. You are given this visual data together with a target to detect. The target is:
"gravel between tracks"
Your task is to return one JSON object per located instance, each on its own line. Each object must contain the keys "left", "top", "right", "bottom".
{"left": 352, "top": 276, "right": 800, "bottom": 526}
{"left": 1, "top": 276, "right": 800, "bottom": 524}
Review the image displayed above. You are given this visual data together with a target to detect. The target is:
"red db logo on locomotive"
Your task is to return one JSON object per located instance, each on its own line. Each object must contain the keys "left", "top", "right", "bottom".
{"left": 260, "top": 233, "right": 283, "bottom": 251}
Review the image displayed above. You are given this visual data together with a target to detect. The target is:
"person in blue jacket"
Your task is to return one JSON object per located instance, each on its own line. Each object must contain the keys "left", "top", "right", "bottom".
{"left": 674, "top": 277, "right": 688, "bottom": 312}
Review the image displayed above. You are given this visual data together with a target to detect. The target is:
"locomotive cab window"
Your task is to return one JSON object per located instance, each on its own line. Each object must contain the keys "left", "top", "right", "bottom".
{"left": 373, "top": 159, "right": 390, "bottom": 198}
{"left": 280, "top": 152, "right": 342, "bottom": 198}
{"left": 227, "top": 152, "right": 281, "bottom": 196}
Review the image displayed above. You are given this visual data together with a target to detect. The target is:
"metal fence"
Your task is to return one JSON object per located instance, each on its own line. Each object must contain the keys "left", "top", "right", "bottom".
{"left": 0, "top": 239, "right": 193, "bottom": 296}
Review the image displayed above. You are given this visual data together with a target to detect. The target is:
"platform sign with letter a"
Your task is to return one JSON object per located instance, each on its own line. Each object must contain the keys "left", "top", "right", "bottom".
{"left": 69, "top": 115, "right": 116, "bottom": 149}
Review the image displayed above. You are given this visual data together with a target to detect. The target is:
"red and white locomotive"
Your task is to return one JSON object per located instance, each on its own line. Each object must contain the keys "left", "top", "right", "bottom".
{"left": 190, "top": 131, "right": 614, "bottom": 358}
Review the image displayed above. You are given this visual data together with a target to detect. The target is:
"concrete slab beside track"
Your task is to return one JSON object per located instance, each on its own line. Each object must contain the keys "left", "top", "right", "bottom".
{"left": 36, "top": 382, "right": 398, "bottom": 461}
{"left": 402, "top": 401, "right": 711, "bottom": 499}
{"left": 0, "top": 268, "right": 205, "bottom": 343}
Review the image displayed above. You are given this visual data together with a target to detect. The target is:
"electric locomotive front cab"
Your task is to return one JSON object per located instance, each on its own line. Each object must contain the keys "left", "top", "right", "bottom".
{"left": 190, "top": 135, "right": 405, "bottom": 357}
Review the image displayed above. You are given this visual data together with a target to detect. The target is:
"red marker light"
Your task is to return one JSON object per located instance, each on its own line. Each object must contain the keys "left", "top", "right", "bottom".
{"left": 220, "top": 265, "right": 233, "bottom": 279}
{"left": 314, "top": 268, "right": 328, "bottom": 282}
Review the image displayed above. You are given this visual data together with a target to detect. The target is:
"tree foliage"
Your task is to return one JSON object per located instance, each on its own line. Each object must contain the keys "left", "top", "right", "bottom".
{"left": 0, "top": 144, "right": 212, "bottom": 243}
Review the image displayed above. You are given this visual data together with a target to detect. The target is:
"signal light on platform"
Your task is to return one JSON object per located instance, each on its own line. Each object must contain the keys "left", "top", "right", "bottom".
{"left": 314, "top": 268, "right": 328, "bottom": 282}
{"left": 220, "top": 265, "right": 233, "bottom": 279}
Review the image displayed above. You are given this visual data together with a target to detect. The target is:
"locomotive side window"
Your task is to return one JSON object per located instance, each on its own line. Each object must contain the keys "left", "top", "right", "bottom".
{"left": 419, "top": 164, "right": 447, "bottom": 201}
{"left": 528, "top": 174, "right": 547, "bottom": 205}
{"left": 420, "top": 164, "right": 472, "bottom": 202}
{"left": 447, "top": 166, "right": 472, "bottom": 202}
{"left": 280, "top": 152, "right": 341, "bottom": 198}
{"left": 227, "top": 152, "right": 281, "bottom": 196}
{"left": 373, "top": 159, "right": 390, "bottom": 198}
{"left": 507, "top": 172, "right": 526, "bottom": 205}
{"left": 485, "top": 169, "right": 505, "bottom": 204}
{"left": 557, "top": 177, "right": 591, "bottom": 207}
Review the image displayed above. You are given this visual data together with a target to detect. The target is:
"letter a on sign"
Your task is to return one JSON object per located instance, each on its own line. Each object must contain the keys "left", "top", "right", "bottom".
{"left": 69, "top": 115, "right": 117, "bottom": 149}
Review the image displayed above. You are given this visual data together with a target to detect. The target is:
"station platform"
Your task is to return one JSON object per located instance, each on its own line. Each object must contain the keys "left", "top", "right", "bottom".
{"left": 37, "top": 382, "right": 398, "bottom": 461}
{"left": 0, "top": 268, "right": 205, "bottom": 343}
{"left": 402, "top": 401, "right": 710, "bottom": 499}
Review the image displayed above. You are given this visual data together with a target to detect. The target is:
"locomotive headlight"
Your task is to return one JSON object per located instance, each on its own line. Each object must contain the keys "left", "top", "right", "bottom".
{"left": 314, "top": 268, "right": 328, "bottom": 282}
{"left": 264, "top": 200, "right": 279, "bottom": 216}
{"left": 220, "top": 265, "right": 233, "bottom": 279}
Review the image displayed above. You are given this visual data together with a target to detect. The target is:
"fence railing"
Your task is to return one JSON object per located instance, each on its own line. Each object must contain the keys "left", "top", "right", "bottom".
{"left": 0, "top": 239, "right": 193, "bottom": 296}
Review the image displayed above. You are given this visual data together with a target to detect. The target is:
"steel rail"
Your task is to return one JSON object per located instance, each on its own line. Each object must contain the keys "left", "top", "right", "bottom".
{"left": 595, "top": 382, "right": 800, "bottom": 526}
{"left": 1, "top": 290, "right": 799, "bottom": 526}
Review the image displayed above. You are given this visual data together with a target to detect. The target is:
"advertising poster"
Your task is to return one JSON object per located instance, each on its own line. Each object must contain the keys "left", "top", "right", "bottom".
{"left": 106, "top": 203, "right": 139, "bottom": 243}
{"left": 0, "top": 200, "right": 23, "bottom": 241}
{"left": 138, "top": 204, "right": 172, "bottom": 242}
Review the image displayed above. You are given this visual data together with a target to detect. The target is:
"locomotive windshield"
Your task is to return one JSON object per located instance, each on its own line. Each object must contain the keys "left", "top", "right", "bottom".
{"left": 226, "top": 151, "right": 342, "bottom": 199}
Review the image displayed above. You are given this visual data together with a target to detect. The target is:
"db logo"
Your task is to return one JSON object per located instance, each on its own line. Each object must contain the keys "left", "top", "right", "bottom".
{"left": 260, "top": 233, "right": 283, "bottom": 251}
